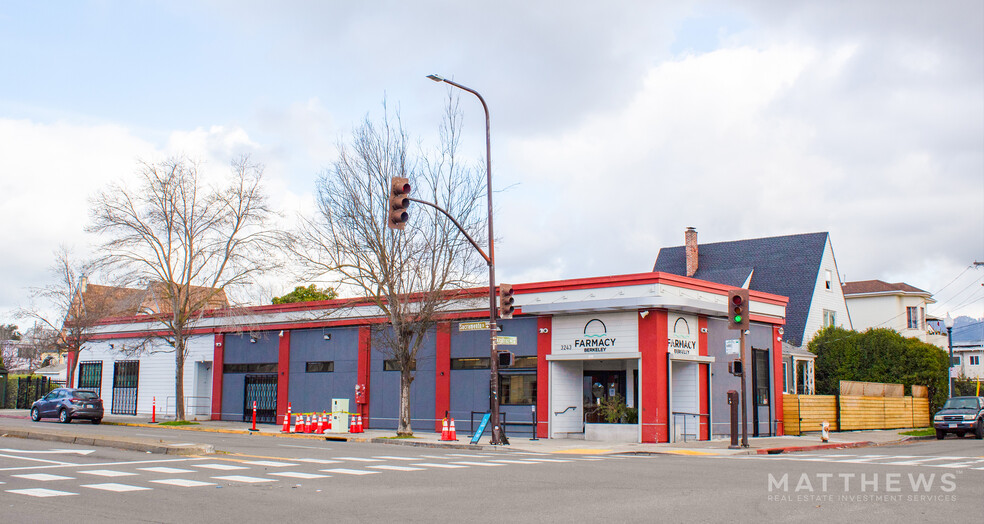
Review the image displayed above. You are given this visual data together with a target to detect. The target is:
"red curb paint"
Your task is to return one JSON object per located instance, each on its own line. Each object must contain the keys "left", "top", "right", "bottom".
{"left": 756, "top": 441, "right": 875, "bottom": 454}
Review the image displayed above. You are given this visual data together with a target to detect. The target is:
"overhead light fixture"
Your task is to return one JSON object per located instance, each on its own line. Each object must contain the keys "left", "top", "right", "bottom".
{"left": 249, "top": 336, "right": 257, "bottom": 344}
{"left": 700, "top": 327, "right": 708, "bottom": 334}
{"left": 640, "top": 311, "right": 650, "bottom": 319}
{"left": 323, "top": 333, "right": 331, "bottom": 341}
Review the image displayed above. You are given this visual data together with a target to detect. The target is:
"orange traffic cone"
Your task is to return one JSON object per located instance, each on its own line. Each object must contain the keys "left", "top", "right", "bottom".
{"left": 358, "top": 414, "right": 364, "bottom": 433}
{"left": 292, "top": 413, "right": 301, "bottom": 433}
{"left": 448, "top": 418, "right": 457, "bottom": 441}
{"left": 281, "top": 403, "right": 292, "bottom": 433}
{"left": 306, "top": 414, "right": 314, "bottom": 433}
{"left": 315, "top": 413, "right": 324, "bottom": 434}
{"left": 349, "top": 414, "right": 356, "bottom": 433}
{"left": 327, "top": 411, "right": 332, "bottom": 431}
{"left": 440, "top": 418, "right": 450, "bottom": 440}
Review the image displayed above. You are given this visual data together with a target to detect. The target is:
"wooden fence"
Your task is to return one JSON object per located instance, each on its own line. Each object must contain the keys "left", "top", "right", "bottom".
{"left": 783, "top": 393, "right": 929, "bottom": 435}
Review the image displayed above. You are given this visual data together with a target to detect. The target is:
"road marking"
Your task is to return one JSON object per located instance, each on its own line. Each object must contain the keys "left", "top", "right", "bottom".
{"left": 150, "top": 479, "right": 216, "bottom": 487}
{"left": 241, "top": 460, "right": 298, "bottom": 467}
{"left": 418, "top": 455, "right": 453, "bottom": 460}
{"left": 139, "top": 467, "right": 194, "bottom": 474}
{"left": 882, "top": 456, "right": 966, "bottom": 465}
{"left": 269, "top": 471, "right": 330, "bottom": 479}
{"left": 79, "top": 470, "right": 137, "bottom": 477}
{"left": 372, "top": 456, "right": 418, "bottom": 461}
{"left": 279, "top": 444, "right": 333, "bottom": 450}
{"left": 194, "top": 463, "right": 249, "bottom": 471}
{"left": 294, "top": 458, "right": 342, "bottom": 465}
{"left": 82, "top": 483, "right": 152, "bottom": 492}
{"left": 0, "top": 453, "right": 74, "bottom": 465}
{"left": 526, "top": 458, "right": 571, "bottom": 463}
{"left": 927, "top": 459, "right": 984, "bottom": 468}
{"left": 550, "top": 449, "right": 613, "bottom": 454}
{"left": 0, "top": 457, "right": 207, "bottom": 472}
{"left": 321, "top": 468, "right": 378, "bottom": 475}
{"left": 412, "top": 463, "right": 468, "bottom": 469}
{"left": 12, "top": 473, "right": 75, "bottom": 481}
{"left": 0, "top": 448, "right": 95, "bottom": 455}
{"left": 447, "top": 454, "right": 492, "bottom": 458}
{"left": 488, "top": 459, "right": 542, "bottom": 464}
{"left": 449, "top": 461, "right": 505, "bottom": 467}
{"left": 334, "top": 457, "right": 384, "bottom": 462}
{"left": 5, "top": 488, "right": 78, "bottom": 497}
{"left": 212, "top": 475, "right": 276, "bottom": 483}
{"left": 367, "top": 465, "right": 424, "bottom": 472}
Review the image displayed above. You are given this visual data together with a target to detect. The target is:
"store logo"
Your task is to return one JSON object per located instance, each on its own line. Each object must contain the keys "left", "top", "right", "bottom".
{"left": 668, "top": 316, "right": 697, "bottom": 354}
{"left": 576, "top": 319, "right": 616, "bottom": 352}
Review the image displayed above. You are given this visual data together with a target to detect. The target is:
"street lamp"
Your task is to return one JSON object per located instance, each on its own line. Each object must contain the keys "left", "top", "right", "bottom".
{"left": 427, "top": 74, "right": 508, "bottom": 445}
{"left": 944, "top": 313, "right": 954, "bottom": 398}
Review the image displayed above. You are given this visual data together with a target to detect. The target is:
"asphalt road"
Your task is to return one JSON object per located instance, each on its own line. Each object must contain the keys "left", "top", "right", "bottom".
{"left": 0, "top": 429, "right": 981, "bottom": 523}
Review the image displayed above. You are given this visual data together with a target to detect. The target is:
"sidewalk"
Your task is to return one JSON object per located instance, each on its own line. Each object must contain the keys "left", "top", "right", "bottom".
{"left": 0, "top": 410, "right": 928, "bottom": 457}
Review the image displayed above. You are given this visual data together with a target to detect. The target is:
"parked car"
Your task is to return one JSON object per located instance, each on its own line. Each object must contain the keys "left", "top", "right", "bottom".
{"left": 932, "top": 396, "right": 984, "bottom": 439}
{"left": 30, "top": 388, "right": 104, "bottom": 424}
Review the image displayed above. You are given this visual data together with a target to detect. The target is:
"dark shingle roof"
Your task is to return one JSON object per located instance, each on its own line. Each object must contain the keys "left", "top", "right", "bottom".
{"left": 654, "top": 232, "right": 830, "bottom": 346}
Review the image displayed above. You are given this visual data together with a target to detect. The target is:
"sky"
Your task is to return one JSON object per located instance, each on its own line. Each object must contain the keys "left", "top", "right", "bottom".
{"left": 1, "top": 1, "right": 982, "bottom": 326}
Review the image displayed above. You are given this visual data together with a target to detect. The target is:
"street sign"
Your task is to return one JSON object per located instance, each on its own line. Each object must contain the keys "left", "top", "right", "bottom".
{"left": 458, "top": 321, "right": 503, "bottom": 332}
{"left": 471, "top": 413, "right": 491, "bottom": 445}
{"left": 496, "top": 336, "right": 517, "bottom": 345}
{"left": 725, "top": 339, "right": 740, "bottom": 355}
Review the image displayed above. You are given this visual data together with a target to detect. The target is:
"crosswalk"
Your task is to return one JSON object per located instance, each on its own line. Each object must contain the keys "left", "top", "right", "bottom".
{"left": 1, "top": 451, "right": 628, "bottom": 498}
{"left": 722, "top": 453, "right": 984, "bottom": 469}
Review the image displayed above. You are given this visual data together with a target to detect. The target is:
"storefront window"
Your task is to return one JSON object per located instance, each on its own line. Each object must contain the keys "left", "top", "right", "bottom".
{"left": 450, "top": 357, "right": 489, "bottom": 370}
{"left": 499, "top": 374, "right": 536, "bottom": 405}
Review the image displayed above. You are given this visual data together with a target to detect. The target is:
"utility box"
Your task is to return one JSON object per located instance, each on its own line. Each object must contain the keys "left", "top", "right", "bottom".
{"left": 330, "top": 398, "right": 350, "bottom": 433}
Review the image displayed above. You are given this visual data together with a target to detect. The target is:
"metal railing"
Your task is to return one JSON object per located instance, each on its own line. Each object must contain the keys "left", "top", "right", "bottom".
{"left": 671, "top": 411, "right": 709, "bottom": 443}
{"left": 164, "top": 396, "right": 211, "bottom": 418}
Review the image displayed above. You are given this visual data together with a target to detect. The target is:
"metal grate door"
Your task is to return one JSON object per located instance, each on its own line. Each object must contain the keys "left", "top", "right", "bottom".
{"left": 111, "top": 360, "right": 139, "bottom": 415}
{"left": 77, "top": 361, "right": 103, "bottom": 397}
{"left": 243, "top": 375, "right": 278, "bottom": 424}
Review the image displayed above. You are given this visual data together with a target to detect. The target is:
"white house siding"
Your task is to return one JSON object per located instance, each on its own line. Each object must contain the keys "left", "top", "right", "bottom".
{"left": 78, "top": 335, "right": 213, "bottom": 418}
{"left": 845, "top": 293, "right": 940, "bottom": 346}
{"left": 801, "top": 238, "right": 852, "bottom": 346}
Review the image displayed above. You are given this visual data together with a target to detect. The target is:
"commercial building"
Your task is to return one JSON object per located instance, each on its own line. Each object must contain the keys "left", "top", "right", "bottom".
{"left": 70, "top": 271, "right": 788, "bottom": 443}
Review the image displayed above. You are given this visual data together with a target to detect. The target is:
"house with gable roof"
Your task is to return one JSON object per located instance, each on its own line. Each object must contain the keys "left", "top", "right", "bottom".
{"left": 841, "top": 279, "right": 947, "bottom": 348}
{"left": 653, "top": 228, "right": 853, "bottom": 394}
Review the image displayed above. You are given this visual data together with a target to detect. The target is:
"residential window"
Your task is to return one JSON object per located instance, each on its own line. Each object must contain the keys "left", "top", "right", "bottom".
{"left": 305, "top": 361, "right": 334, "bottom": 373}
{"left": 499, "top": 374, "right": 536, "bottom": 405}
{"left": 970, "top": 355, "right": 980, "bottom": 366}
{"left": 823, "top": 309, "right": 836, "bottom": 328}
{"left": 906, "top": 307, "right": 918, "bottom": 329}
{"left": 782, "top": 362, "right": 789, "bottom": 394}
{"left": 824, "top": 270, "right": 833, "bottom": 290}
{"left": 952, "top": 355, "right": 961, "bottom": 366}
{"left": 383, "top": 359, "right": 416, "bottom": 371}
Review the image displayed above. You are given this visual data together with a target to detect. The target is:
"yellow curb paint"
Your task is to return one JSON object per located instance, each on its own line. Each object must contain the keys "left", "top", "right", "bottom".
{"left": 551, "top": 449, "right": 613, "bottom": 454}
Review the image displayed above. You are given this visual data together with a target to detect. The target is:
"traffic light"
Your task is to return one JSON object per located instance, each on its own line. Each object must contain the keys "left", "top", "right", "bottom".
{"left": 499, "top": 283, "right": 515, "bottom": 319}
{"left": 388, "top": 177, "right": 411, "bottom": 229}
{"left": 727, "top": 289, "right": 749, "bottom": 330}
{"left": 728, "top": 360, "right": 743, "bottom": 376}
{"left": 497, "top": 350, "right": 514, "bottom": 368}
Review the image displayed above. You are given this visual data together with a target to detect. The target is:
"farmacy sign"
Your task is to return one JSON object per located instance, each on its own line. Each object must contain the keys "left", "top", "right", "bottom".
{"left": 552, "top": 312, "right": 638, "bottom": 355}
{"left": 667, "top": 314, "right": 699, "bottom": 356}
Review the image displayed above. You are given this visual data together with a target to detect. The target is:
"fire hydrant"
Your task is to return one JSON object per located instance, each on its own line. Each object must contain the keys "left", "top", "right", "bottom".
{"left": 821, "top": 421, "right": 830, "bottom": 442}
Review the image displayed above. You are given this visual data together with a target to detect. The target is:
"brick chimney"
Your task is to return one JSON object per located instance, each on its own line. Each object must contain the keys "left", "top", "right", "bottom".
{"left": 685, "top": 227, "right": 698, "bottom": 277}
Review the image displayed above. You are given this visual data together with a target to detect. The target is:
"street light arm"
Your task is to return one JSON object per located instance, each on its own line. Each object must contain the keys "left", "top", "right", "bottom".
{"left": 407, "top": 196, "right": 491, "bottom": 264}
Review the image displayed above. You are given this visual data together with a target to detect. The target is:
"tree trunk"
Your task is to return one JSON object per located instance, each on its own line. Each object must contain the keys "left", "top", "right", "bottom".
{"left": 174, "top": 338, "right": 185, "bottom": 421}
{"left": 397, "top": 366, "right": 412, "bottom": 436}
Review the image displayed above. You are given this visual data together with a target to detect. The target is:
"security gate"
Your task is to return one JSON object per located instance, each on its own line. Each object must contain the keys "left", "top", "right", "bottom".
{"left": 244, "top": 375, "right": 277, "bottom": 424}
{"left": 111, "top": 361, "right": 139, "bottom": 415}
{"left": 77, "top": 361, "right": 103, "bottom": 397}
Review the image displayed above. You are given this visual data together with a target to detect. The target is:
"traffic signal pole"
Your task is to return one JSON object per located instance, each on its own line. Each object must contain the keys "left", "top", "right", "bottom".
{"left": 740, "top": 329, "right": 748, "bottom": 448}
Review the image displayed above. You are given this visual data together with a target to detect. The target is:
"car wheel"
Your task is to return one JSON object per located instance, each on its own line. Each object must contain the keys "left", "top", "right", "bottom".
{"left": 58, "top": 409, "right": 71, "bottom": 424}
{"left": 975, "top": 420, "right": 983, "bottom": 440}
{"left": 935, "top": 429, "right": 946, "bottom": 440}
{"left": 956, "top": 431, "right": 965, "bottom": 438}
{"left": 30, "top": 407, "right": 40, "bottom": 422}
{"left": 91, "top": 418, "right": 102, "bottom": 425}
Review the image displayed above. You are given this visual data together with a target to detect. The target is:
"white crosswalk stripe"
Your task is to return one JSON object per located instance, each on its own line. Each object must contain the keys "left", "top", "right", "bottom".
{"left": 82, "top": 483, "right": 151, "bottom": 492}
{"left": 372, "top": 456, "right": 418, "bottom": 461}
{"left": 269, "top": 471, "right": 330, "bottom": 479}
{"left": 150, "top": 479, "right": 215, "bottom": 487}
{"left": 13, "top": 473, "right": 74, "bottom": 481}
{"left": 212, "top": 475, "right": 276, "bottom": 483}
{"left": 725, "top": 454, "right": 984, "bottom": 469}
{"left": 242, "top": 460, "right": 298, "bottom": 467}
{"left": 488, "top": 459, "right": 542, "bottom": 464}
{"left": 321, "top": 468, "right": 378, "bottom": 475}
{"left": 80, "top": 469, "right": 137, "bottom": 477}
{"left": 6, "top": 487, "right": 77, "bottom": 497}
{"left": 412, "top": 463, "right": 468, "bottom": 469}
{"left": 334, "top": 457, "right": 384, "bottom": 462}
{"left": 368, "top": 465, "right": 424, "bottom": 472}
{"left": 294, "top": 458, "right": 342, "bottom": 465}
{"left": 449, "top": 461, "right": 506, "bottom": 467}
{"left": 193, "top": 463, "right": 249, "bottom": 471}
{"left": 139, "top": 467, "right": 194, "bottom": 474}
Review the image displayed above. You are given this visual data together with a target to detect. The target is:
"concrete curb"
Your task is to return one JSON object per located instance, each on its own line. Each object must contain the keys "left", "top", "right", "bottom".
{"left": 0, "top": 427, "right": 213, "bottom": 455}
{"left": 755, "top": 440, "right": 875, "bottom": 455}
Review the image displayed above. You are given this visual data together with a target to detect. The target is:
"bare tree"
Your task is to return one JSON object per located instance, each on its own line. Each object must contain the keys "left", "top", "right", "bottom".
{"left": 88, "top": 155, "right": 280, "bottom": 420}
{"left": 288, "top": 100, "right": 486, "bottom": 436}
{"left": 19, "top": 247, "right": 126, "bottom": 385}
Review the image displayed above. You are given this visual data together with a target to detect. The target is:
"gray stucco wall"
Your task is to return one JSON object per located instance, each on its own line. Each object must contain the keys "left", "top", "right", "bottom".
{"left": 707, "top": 318, "right": 777, "bottom": 438}
{"left": 287, "top": 327, "right": 360, "bottom": 414}
{"left": 221, "top": 332, "right": 279, "bottom": 421}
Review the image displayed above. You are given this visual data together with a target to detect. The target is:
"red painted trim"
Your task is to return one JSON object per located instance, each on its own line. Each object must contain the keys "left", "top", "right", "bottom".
{"left": 536, "top": 316, "right": 552, "bottom": 439}
{"left": 773, "top": 325, "right": 784, "bottom": 436}
{"left": 276, "top": 331, "right": 290, "bottom": 420}
{"left": 357, "top": 326, "right": 371, "bottom": 425}
{"left": 698, "top": 316, "right": 709, "bottom": 440}
{"left": 66, "top": 350, "right": 78, "bottom": 387}
{"left": 211, "top": 334, "right": 224, "bottom": 421}
{"left": 639, "top": 309, "right": 668, "bottom": 443}
{"left": 749, "top": 314, "right": 786, "bottom": 325}
{"left": 435, "top": 322, "right": 451, "bottom": 432}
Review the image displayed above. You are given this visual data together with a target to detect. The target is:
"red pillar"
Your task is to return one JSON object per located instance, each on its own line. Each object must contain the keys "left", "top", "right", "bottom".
{"left": 536, "top": 316, "right": 552, "bottom": 439}
{"left": 698, "top": 316, "right": 710, "bottom": 440}
{"left": 276, "top": 330, "right": 290, "bottom": 420}
{"left": 640, "top": 309, "right": 669, "bottom": 443}
{"left": 435, "top": 322, "right": 451, "bottom": 432}
{"left": 357, "top": 326, "right": 372, "bottom": 425}
{"left": 66, "top": 349, "right": 78, "bottom": 388}
{"left": 773, "top": 324, "right": 784, "bottom": 436}
{"left": 211, "top": 333, "right": 224, "bottom": 421}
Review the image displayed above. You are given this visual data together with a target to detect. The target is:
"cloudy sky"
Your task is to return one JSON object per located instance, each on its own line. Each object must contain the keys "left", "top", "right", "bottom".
{"left": 1, "top": 1, "right": 982, "bottom": 324}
